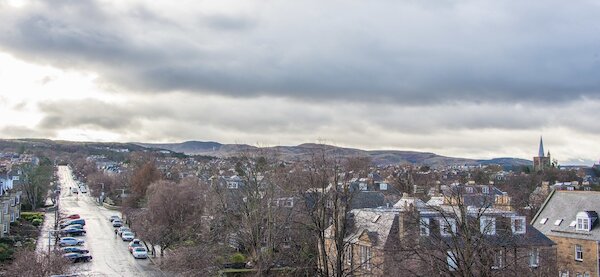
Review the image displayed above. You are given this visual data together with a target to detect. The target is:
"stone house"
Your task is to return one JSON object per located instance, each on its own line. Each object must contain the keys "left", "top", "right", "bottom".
{"left": 532, "top": 190, "right": 600, "bottom": 277}
{"left": 323, "top": 194, "right": 556, "bottom": 276}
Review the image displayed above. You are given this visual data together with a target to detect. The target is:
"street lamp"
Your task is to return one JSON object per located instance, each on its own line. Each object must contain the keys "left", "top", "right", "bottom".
{"left": 48, "top": 229, "right": 59, "bottom": 253}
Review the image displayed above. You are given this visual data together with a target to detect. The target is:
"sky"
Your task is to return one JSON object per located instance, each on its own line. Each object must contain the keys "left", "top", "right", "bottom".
{"left": 0, "top": 0, "right": 599, "bottom": 165}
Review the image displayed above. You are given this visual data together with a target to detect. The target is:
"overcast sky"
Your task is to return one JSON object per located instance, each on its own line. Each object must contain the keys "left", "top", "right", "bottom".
{"left": 0, "top": 0, "right": 599, "bottom": 165}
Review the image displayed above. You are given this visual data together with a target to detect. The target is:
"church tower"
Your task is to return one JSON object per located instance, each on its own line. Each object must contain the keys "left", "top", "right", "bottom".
{"left": 533, "top": 136, "right": 552, "bottom": 171}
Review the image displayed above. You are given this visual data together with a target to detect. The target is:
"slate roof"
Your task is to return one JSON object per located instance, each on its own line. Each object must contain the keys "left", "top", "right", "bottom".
{"left": 345, "top": 208, "right": 398, "bottom": 249}
{"left": 532, "top": 190, "right": 600, "bottom": 241}
{"left": 350, "top": 191, "right": 385, "bottom": 209}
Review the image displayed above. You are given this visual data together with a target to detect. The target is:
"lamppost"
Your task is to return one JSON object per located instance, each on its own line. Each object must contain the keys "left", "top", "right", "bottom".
{"left": 48, "top": 229, "right": 58, "bottom": 253}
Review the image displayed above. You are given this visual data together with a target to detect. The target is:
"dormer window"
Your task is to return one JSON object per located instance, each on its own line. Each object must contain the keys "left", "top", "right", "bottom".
{"left": 482, "top": 186, "right": 489, "bottom": 194}
{"left": 512, "top": 216, "right": 526, "bottom": 234}
{"left": 466, "top": 187, "right": 474, "bottom": 194}
{"left": 480, "top": 216, "right": 496, "bottom": 235}
{"left": 577, "top": 217, "right": 590, "bottom": 231}
{"left": 576, "top": 211, "right": 596, "bottom": 232}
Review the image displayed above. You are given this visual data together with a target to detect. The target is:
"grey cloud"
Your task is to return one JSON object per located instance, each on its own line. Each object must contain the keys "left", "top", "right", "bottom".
{"left": 0, "top": 125, "right": 56, "bottom": 138}
{"left": 23, "top": 95, "right": 600, "bottom": 163}
{"left": 37, "top": 100, "right": 145, "bottom": 130}
{"left": 1, "top": 1, "right": 600, "bottom": 104}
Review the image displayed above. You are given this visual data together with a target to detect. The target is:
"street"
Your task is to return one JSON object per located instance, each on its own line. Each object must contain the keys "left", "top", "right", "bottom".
{"left": 48, "top": 165, "right": 165, "bottom": 277}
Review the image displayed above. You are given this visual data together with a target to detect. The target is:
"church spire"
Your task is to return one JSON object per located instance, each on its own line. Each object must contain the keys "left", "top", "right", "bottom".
{"left": 538, "top": 136, "right": 545, "bottom": 157}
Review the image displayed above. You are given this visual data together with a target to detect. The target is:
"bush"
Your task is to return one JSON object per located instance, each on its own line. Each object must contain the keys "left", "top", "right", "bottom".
{"left": 0, "top": 243, "right": 15, "bottom": 261}
{"left": 21, "top": 212, "right": 44, "bottom": 223}
{"left": 31, "top": 218, "right": 43, "bottom": 227}
{"left": 230, "top": 253, "right": 246, "bottom": 263}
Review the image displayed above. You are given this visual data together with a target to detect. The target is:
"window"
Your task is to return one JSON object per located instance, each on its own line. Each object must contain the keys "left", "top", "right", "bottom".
{"left": 447, "top": 251, "right": 457, "bottom": 271}
{"left": 466, "top": 187, "right": 474, "bottom": 193}
{"left": 2, "top": 223, "right": 7, "bottom": 233}
{"left": 493, "top": 249, "right": 504, "bottom": 269}
{"left": 529, "top": 248, "right": 539, "bottom": 267}
{"left": 577, "top": 217, "right": 590, "bottom": 231}
{"left": 554, "top": 219, "right": 563, "bottom": 226}
{"left": 420, "top": 218, "right": 430, "bottom": 236}
{"left": 560, "top": 271, "right": 570, "bottom": 277}
{"left": 512, "top": 216, "right": 526, "bottom": 234}
{"left": 575, "top": 244, "right": 583, "bottom": 261}
{"left": 379, "top": 183, "right": 388, "bottom": 191}
{"left": 440, "top": 218, "right": 457, "bottom": 237}
{"left": 9, "top": 212, "right": 14, "bottom": 223}
{"left": 3, "top": 203, "right": 7, "bottom": 214}
{"left": 584, "top": 272, "right": 590, "bottom": 277}
{"left": 539, "top": 218, "right": 548, "bottom": 224}
{"left": 284, "top": 199, "right": 294, "bottom": 207}
{"left": 358, "top": 183, "right": 368, "bottom": 191}
{"left": 360, "top": 245, "right": 371, "bottom": 270}
{"left": 345, "top": 245, "right": 353, "bottom": 265}
{"left": 576, "top": 273, "right": 582, "bottom": 277}
{"left": 480, "top": 216, "right": 496, "bottom": 235}
{"left": 482, "top": 186, "right": 489, "bottom": 194}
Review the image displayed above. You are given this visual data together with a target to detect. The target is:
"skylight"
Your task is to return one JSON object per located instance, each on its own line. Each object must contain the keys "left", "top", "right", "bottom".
{"left": 372, "top": 215, "right": 381, "bottom": 223}
{"left": 554, "top": 219, "right": 563, "bottom": 226}
{"left": 569, "top": 221, "right": 576, "bottom": 227}
{"left": 539, "top": 218, "right": 548, "bottom": 224}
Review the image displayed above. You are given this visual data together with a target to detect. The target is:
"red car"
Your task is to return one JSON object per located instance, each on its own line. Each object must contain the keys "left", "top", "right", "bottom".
{"left": 65, "top": 214, "right": 80, "bottom": 220}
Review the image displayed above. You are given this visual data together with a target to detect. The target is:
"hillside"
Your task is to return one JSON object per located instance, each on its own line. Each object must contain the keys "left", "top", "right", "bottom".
{"left": 138, "top": 141, "right": 531, "bottom": 167}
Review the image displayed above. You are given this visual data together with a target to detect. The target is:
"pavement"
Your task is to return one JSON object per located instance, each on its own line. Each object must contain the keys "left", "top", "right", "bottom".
{"left": 41, "top": 166, "right": 167, "bottom": 277}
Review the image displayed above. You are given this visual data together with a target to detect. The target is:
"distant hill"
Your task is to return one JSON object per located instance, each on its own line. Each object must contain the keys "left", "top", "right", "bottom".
{"left": 138, "top": 141, "right": 531, "bottom": 168}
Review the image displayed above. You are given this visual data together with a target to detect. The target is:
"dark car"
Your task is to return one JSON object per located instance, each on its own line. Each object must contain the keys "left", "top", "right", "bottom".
{"left": 61, "top": 247, "right": 89, "bottom": 254}
{"left": 60, "top": 219, "right": 86, "bottom": 228}
{"left": 64, "top": 253, "right": 92, "bottom": 263}
{"left": 61, "top": 228, "right": 86, "bottom": 236}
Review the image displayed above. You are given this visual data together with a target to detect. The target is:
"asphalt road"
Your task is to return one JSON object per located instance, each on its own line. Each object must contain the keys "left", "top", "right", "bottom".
{"left": 54, "top": 165, "right": 165, "bottom": 277}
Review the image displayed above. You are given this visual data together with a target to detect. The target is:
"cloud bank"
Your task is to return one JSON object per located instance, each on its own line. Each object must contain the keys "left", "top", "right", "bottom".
{"left": 0, "top": 0, "right": 598, "bottom": 164}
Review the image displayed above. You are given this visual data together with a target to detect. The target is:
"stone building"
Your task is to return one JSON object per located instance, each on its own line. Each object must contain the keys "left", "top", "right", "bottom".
{"left": 532, "top": 190, "right": 600, "bottom": 277}
{"left": 533, "top": 136, "right": 552, "bottom": 171}
{"left": 323, "top": 194, "right": 556, "bottom": 276}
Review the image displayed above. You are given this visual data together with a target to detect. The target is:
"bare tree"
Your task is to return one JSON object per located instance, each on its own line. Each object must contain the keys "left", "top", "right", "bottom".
{"left": 135, "top": 178, "right": 204, "bottom": 257}
{"left": 387, "top": 186, "right": 557, "bottom": 277}
{"left": 288, "top": 151, "right": 361, "bottom": 277}
{"left": 3, "top": 249, "right": 71, "bottom": 277}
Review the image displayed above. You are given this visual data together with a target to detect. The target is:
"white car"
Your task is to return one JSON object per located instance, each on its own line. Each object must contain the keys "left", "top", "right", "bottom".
{"left": 79, "top": 186, "right": 87, "bottom": 193}
{"left": 59, "top": 237, "right": 84, "bottom": 246}
{"left": 131, "top": 247, "right": 148, "bottom": 259}
{"left": 121, "top": 231, "right": 135, "bottom": 241}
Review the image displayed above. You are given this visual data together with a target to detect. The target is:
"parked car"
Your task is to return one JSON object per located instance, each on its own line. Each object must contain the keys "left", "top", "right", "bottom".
{"left": 117, "top": 227, "right": 130, "bottom": 236}
{"left": 62, "top": 224, "right": 84, "bottom": 230}
{"left": 61, "top": 228, "right": 86, "bottom": 236}
{"left": 71, "top": 187, "right": 78, "bottom": 194}
{"left": 60, "top": 219, "right": 86, "bottom": 228}
{"left": 61, "top": 247, "right": 89, "bottom": 254}
{"left": 64, "top": 214, "right": 80, "bottom": 220}
{"left": 128, "top": 239, "right": 143, "bottom": 252}
{"left": 63, "top": 252, "right": 92, "bottom": 263}
{"left": 79, "top": 186, "right": 87, "bottom": 193}
{"left": 131, "top": 247, "right": 148, "bottom": 259}
{"left": 121, "top": 231, "right": 135, "bottom": 241}
{"left": 58, "top": 237, "right": 84, "bottom": 247}
{"left": 109, "top": 215, "right": 121, "bottom": 222}
{"left": 112, "top": 220, "right": 123, "bottom": 227}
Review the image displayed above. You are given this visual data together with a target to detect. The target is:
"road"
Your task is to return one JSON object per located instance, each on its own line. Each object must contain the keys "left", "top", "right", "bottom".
{"left": 52, "top": 165, "right": 165, "bottom": 277}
